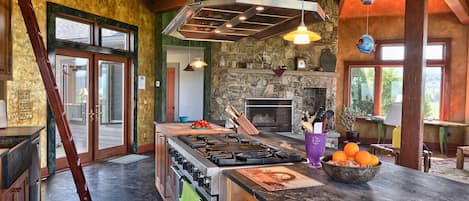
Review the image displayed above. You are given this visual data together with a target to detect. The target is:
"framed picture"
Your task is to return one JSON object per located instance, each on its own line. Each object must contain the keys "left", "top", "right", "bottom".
{"left": 295, "top": 57, "right": 306, "bottom": 70}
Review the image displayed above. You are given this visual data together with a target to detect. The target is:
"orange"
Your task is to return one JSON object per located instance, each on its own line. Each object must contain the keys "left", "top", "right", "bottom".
{"left": 347, "top": 156, "right": 355, "bottom": 160}
{"left": 344, "top": 142, "right": 359, "bottom": 157}
{"left": 332, "top": 151, "right": 347, "bottom": 161}
{"left": 369, "top": 154, "right": 379, "bottom": 166}
{"left": 355, "top": 151, "right": 372, "bottom": 167}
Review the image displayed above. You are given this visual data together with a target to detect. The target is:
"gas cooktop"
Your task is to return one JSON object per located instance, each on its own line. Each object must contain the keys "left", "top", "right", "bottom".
{"left": 178, "top": 134, "right": 304, "bottom": 166}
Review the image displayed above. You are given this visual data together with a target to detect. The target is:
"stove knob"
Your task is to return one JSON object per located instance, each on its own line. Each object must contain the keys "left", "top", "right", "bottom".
{"left": 180, "top": 159, "right": 187, "bottom": 165}
{"left": 197, "top": 174, "right": 205, "bottom": 185}
{"left": 192, "top": 168, "right": 199, "bottom": 178}
{"left": 183, "top": 161, "right": 191, "bottom": 170}
{"left": 203, "top": 177, "right": 211, "bottom": 187}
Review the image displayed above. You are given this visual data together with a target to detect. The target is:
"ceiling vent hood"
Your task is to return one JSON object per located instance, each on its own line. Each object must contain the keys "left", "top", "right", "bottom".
{"left": 162, "top": 0, "right": 326, "bottom": 42}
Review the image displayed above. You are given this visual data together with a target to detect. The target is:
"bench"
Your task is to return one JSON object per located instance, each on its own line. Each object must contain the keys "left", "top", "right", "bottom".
{"left": 370, "top": 144, "right": 431, "bottom": 173}
{"left": 456, "top": 146, "right": 469, "bottom": 169}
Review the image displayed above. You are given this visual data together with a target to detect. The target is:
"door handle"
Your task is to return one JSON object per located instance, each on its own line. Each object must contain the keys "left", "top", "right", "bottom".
{"left": 88, "top": 112, "right": 95, "bottom": 121}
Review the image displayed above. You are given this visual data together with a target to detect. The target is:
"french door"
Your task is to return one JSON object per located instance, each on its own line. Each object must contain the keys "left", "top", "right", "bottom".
{"left": 54, "top": 49, "right": 130, "bottom": 169}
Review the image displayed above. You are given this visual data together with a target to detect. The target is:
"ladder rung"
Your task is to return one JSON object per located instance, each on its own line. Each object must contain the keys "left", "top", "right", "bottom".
{"left": 18, "top": 0, "right": 92, "bottom": 200}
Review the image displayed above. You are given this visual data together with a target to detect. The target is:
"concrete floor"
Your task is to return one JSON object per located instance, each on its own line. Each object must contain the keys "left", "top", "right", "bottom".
{"left": 41, "top": 154, "right": 163, "bottom": 201}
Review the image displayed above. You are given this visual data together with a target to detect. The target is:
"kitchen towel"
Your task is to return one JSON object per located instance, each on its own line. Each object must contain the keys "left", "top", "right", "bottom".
{"left": 180, "top": 180, "right": 201, "bottom": 201}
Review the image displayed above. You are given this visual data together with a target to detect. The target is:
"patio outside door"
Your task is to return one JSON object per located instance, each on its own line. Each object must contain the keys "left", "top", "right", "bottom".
{"left": 55, "top": 49, "right": 129, "bottom": 168}
{"left": 94, "top": 54, "right": 129, "bottom": 160}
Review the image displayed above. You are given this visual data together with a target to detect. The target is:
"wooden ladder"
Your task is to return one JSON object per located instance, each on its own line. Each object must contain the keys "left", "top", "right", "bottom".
{"left": 17, "top": 0, "right": 92, "bottom": 200}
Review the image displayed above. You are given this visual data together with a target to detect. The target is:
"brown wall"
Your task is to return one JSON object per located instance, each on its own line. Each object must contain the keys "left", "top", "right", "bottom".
{"left": 8, "top": 0, "right": 156, "bottom": 167}
{"left": 337, "top": 13, "right": 468, "bottom": 147}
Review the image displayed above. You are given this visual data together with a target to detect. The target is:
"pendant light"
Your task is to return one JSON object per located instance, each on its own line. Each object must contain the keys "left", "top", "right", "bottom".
{"left": 190, "top": 57, "right": 208, "bottom": 68}
{"left": 184, "top": 41, "right": 194, "bottom": 71}
{"left": 186, "top": 40, "right": 207, "bottom": 69}
{"left": 356, "top": 0, "right": 375, "bottom": 54}
{"left": 283, "top": 0, "right": 321, "bottom": 45}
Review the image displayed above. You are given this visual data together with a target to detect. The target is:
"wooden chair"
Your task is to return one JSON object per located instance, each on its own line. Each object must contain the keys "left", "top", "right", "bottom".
{"left": 456, "top": 146, "right": 469, "bottom": 169}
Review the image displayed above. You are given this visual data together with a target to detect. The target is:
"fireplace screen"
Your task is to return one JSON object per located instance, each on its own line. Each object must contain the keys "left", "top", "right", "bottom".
{"left": 245, "top": 99, "right": 292, "bottom": 132}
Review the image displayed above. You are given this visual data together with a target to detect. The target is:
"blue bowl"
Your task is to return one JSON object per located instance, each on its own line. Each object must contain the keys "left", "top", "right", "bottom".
{"left": 179, "top": 116, "right": 189, "bottom": 123}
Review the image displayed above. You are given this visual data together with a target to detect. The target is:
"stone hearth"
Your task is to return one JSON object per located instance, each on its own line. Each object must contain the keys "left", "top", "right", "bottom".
{"left": 211, "top": 69, "right": 337, "bottom": 134}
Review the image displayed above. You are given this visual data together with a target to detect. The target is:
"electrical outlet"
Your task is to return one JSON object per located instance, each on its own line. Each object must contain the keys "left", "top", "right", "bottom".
{"left": 155, "top": 81, "right": 160, "bottom": 87}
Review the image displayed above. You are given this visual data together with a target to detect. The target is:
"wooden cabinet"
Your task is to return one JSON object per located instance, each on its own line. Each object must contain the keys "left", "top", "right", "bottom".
{"left": 155, "top": 125, "right": 173, "bottom": 200}
{"left": 1, "top": 169, "right": 29, "bottom": 201}
{"left": 226, "top": 179, "right": 258, "bottom": 201}
{"left": 0, "top": 0, "right": 11, "bottom": 80}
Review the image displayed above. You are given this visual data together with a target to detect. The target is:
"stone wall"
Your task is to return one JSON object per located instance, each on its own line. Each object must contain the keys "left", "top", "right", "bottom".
{"left": 209, "top": 0, "right": 339, "bottom": 134}
{"left": 211, "top": 69, "right": 337, "bottom": 134}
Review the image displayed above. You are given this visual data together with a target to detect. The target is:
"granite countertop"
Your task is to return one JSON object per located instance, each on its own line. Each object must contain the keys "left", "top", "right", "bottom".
{"left": 0, "top": 126, "right": 44, "bottom": 139}
{"left": 224, "top": 132, "right": 469, "bottom": 201}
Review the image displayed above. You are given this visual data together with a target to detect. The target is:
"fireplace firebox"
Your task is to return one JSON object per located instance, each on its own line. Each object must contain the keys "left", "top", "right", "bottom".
{"left": 245, "top": 98, "right": 292, "bottom": 132}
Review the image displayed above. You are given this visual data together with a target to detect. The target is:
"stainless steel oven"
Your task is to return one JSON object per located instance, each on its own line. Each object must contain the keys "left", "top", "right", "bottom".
{"left": 170, "top": 160, "right": 217, "bottom": 201}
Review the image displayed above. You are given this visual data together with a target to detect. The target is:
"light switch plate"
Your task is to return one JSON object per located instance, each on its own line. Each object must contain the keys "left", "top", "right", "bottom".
{"left": 155, "top": 81, "right": 160, "bottom": 87}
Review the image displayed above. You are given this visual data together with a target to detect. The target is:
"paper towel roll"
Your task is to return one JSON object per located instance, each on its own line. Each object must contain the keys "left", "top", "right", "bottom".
{"left": 0, "top": 100, "right": 7, "bottom": 128}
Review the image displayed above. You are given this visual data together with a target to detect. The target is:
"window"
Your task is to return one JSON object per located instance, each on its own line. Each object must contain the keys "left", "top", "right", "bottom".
{"left": 350, "top": 67, "right": 375, "bottom": 114}
{"left": 101, "top": 28, "right": 129, "bottom": 50}
{"left": 55, "top": 16, "right": 132, "bottom": 51}
{"left": 55, "top": 17, "right": 92, "bottom": 44}
{"left": 346, "top": 40, "right": 448, "bottom": 119}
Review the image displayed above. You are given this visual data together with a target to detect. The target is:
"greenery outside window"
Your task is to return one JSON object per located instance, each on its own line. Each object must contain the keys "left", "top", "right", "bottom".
{"left": 345, "top": 40, "right": 448, "bottom": 120}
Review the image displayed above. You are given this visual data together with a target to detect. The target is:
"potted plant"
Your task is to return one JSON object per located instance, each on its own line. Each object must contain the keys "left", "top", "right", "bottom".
{"left": 339, "top": 106, "right": 362, "bottom": 143}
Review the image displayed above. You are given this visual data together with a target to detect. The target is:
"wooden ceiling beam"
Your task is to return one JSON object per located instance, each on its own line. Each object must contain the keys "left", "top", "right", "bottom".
{"left": 142, "top": 0, "right": 188, "bottom": 13}
{"left": 444, "top": 0, "right": 469, "bottom": 24}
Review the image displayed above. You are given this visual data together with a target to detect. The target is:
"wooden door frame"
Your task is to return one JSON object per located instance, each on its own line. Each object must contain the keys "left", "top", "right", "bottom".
{"left": 93, "top": 53, "right": 131, "bottom": 160}
{"left": 54, "top": 48, "right": 94, "bottom": 170}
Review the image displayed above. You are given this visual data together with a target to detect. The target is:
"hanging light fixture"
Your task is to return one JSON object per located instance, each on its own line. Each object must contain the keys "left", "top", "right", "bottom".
{"left": 184, "top": 41, "right": 195, "bottom": 71}
{"left": 283, "top": 0, "right": 321, "bottom": 45}
{"left": 190, "top": 57, "right": 208, "bottom": 68}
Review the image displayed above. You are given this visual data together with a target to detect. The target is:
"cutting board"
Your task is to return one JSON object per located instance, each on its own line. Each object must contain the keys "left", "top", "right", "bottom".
{"left": 157, "top": 123, "right": 235, "bottom": 136}
{"left": 237, "top": 166, "right": 323, "bottom": 191}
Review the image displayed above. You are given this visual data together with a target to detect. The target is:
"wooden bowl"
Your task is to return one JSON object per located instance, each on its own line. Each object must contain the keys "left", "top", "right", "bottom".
{"left": 320, "top": 155, "right": 381, "bottom": 184}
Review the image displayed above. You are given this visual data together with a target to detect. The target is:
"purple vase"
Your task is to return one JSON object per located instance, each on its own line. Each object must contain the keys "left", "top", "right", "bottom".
{"left": 304, "top": 132, "right": 327, "bottom": 168}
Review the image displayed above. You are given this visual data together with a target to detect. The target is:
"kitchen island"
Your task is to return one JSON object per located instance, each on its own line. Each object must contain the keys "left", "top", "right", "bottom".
{"left": 223, "top": 133, "right": 469, "bottom": 201}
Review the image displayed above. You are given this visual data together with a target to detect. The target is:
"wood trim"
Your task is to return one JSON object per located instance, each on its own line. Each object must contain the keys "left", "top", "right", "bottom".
{"left": 137, "top": 143, "right": 155, "bottom": 154}
{"left": 93, "top": 53, "right": 130, "bottom": 160}
{"left": 445, "top": 0, "right": 469, "bottom": 24}
{"left": 344, "top": 38, "right": 450, "bottom": 119}
{"left": 400, "top": 0, "right": 428, "bottom": 171}
{"left": 374, "top": 67, "right": 382, "bottom": 115}
{"left": 142, "top": 0, "right": 187, "bottom": 13}
{"left": 442, "top": 38, "right": 452, "bottom": 120}
{"left": 343, "top": 62, "right": 351, "bottom": 106}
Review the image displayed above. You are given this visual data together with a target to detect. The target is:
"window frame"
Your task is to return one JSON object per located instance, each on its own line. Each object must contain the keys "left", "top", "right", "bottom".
{"left": 344, "top": 38, "right": 451, "bottom": 120}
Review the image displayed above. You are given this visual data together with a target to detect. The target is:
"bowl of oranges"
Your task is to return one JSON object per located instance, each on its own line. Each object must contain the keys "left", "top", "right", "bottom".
{"left": 320, "top": 142, "right": 381, "bottom": 184}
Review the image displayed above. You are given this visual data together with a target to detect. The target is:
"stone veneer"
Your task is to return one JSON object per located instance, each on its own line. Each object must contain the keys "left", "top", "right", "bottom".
{"left": 211, "top": 69, "right": 337, "bottom": 134}
{"left": 210, "top": 0, "right": 339, "bottom": 134}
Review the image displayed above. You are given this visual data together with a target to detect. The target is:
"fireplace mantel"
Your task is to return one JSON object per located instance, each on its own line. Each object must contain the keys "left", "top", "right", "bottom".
{"left": 225, "top": 68, "right": 339, "bottom": 78}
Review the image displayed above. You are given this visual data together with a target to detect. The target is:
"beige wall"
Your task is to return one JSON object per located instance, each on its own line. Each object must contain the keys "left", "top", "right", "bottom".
{"left": 8, "top": 0, "right": 156, "bottom": 167}
{"left": 337, "top": 13, "right": 468, "bottom": 146}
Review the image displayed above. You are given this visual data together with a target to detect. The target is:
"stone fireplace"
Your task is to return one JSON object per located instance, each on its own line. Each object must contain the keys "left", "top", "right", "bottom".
{"left": 211, "top": 68, "right": 337, "bottom": 134}
{"left": 245, "top": 98, "right": 292, "bottom": 133}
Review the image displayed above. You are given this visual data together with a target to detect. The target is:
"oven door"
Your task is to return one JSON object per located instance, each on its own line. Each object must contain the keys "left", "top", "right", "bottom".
{"left": 170, "top": 165, "right": 183, "bottom": 200}
{"left": 171, "top": 164, "right": 217, "bottom": 201}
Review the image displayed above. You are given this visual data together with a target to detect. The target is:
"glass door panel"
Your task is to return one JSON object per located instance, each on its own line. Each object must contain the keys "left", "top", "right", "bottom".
{"left": 97, "top": 60, "right": 125, "bottom": 150}
{"left": 55, "top": 55, "right": 90, "bottom": 159}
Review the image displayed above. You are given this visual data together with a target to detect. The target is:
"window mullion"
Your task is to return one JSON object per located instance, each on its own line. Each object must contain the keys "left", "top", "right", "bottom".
{"left": 374, "top": 67, "right": 382, "bottom": 115}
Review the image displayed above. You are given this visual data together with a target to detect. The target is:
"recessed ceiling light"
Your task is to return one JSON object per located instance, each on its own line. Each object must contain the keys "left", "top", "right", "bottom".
{"left": 256, "top": 6, "right": 264, "bottom": 11}
{"left": 226, "top": 24, "right": 233, "bottom": 28}
{"left": 239, "top": 16, "right": 247, "bottom": 21}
